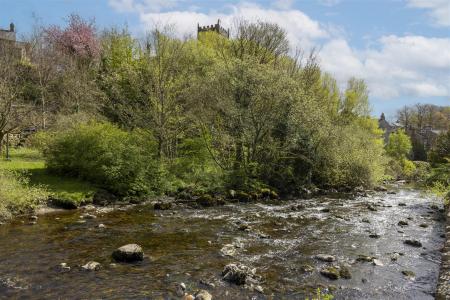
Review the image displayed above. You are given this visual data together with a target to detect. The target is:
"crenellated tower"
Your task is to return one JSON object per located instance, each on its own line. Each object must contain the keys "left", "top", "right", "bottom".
{"left": 197, "top": 19, "right": 229, "bottom": 39}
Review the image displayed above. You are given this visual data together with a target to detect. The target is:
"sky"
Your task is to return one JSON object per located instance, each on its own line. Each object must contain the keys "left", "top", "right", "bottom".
{"left": 1, "top": 0, "right": 449, "bottom": 120}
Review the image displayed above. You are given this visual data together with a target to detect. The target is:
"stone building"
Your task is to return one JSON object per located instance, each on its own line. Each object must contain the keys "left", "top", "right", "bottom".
{"left": 0, "top": 22, "right": 28, "bottom": 60}
{"left": 378, "top": 113, "right": 398, "bottom": 143}
{"left": 197, "top": 19, "right": 230, "bottom": 39}
{"left": 378, "top": 112, "right": 445, "bottom": 159}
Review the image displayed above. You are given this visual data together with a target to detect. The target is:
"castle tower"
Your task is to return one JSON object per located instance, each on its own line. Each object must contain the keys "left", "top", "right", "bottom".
{"left": 197, "top": 19, "right": 230, "bottom": 39}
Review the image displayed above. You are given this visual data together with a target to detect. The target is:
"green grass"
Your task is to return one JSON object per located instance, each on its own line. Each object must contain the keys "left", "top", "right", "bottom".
{"left": 0, "top": 148, "right": 97, "bottom": 209}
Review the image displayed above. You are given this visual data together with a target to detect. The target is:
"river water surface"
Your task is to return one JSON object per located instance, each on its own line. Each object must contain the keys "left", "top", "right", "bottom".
{"left": 0, "top": 186, "right": 446, "bottom": 299}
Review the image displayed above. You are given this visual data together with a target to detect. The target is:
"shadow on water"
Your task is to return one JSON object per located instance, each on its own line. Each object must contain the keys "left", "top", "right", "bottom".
{"left": 0, "top": 186, "right": 446, "bottom": 299}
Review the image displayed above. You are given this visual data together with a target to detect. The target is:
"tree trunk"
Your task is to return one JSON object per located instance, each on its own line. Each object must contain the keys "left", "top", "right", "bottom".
{"left": 0, "top": 132, "right": 4, "bottom": 153}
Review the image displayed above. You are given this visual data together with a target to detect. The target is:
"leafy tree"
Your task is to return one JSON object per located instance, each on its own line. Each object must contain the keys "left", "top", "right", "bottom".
{"left": 428, "top": 131, "right": 450, "bottom": 164}
{"left": 386, "top": 129, "right": 412, "bottom": 160}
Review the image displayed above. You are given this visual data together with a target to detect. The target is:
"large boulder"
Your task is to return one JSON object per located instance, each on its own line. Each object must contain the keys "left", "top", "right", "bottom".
{"left": 112, "top": 244, "right": 144, "bottom": 262}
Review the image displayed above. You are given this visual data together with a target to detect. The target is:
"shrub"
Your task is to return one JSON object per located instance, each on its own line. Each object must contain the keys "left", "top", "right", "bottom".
{"left": 402, "top": 159, "right": 416, "bottom": 178}
{"left": 0, "top": 170, "right": 48, "bottom": 220}
{"left": 41, "top": 121, "right": 161, "bottom": 196}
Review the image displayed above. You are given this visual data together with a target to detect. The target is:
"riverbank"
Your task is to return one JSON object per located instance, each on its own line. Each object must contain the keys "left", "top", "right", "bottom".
{"left": 436, "top": 203, "right": 450, "bottom": 299}
{"left": 0, "top": 148, "right": 97, "bottom": 220}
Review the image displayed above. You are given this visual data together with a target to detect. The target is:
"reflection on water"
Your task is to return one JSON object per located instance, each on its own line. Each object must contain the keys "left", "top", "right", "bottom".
{"left": 0, "top": 187, "right": 445, "bottom": 299}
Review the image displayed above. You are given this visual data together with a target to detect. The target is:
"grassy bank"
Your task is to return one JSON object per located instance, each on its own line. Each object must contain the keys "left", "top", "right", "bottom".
{"left": 0, "top": 147, "right": 97, "bottom": 220}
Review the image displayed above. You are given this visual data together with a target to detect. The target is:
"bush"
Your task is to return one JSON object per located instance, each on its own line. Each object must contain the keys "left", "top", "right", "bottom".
{"left": 402, "top": 159, "right": 416, "bottom": 178}
{"left": 0, "top": 170, "right": 48, "bottom": 220}
{"left": 41, "top": 121, "right": 161, "bottom": 196}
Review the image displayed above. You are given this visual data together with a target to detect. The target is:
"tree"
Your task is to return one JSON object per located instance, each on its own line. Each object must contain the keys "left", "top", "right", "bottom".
{"left": 386, "top": 129, "right": 412, "bottom": 160}
{"left": 0, "top": 58, "right": 37, "bottom": 151}
{"left": 140, "top": 29, "right": 189, "bottom": 158}
{"left": 428, "top": 131, "right": 450, "bottom": 164}
{"left": 340, "top": 77, "right": 370, "bottom": 121}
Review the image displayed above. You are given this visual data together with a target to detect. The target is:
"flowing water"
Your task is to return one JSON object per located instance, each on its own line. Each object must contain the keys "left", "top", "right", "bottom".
{"left": 0, "top": 186, "right": 446, "bottom": 299}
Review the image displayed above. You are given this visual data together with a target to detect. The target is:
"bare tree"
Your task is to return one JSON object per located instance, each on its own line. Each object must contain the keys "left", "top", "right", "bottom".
{"left": 0, "top": 57, "right": 36, "bottom": 151}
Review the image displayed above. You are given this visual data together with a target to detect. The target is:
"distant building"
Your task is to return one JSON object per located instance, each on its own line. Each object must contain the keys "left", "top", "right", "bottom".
{"left": 378, "top": 113, "right": 398, "bottom": 143}
{"left": 197, "top": 19, "right": 230, "bottom": 39}
{"left": 378, "top": 112, "right": 445, "bottom": 154}
{"left": 0, "top": 22, "right": 28, "bottom": 60}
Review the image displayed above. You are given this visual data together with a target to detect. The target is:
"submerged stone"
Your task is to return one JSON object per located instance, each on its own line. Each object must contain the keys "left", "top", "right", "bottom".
{"left": 367, "top": 204, "right": 378, "bottom": 211}
{"left": 220, "top": 244, "right": 237, "bottom": 257}
{"left": 356, "top": 255, "right": 375, "bottom": 263}
{"left": 299, "top": 264, "right": 314, "bottom": 273}
{"left": 320, "top": 267, "right": 340, "bottom": 280}
{"left": 339, "top": 266, "right": 352, "bottom": 279}
{"left": 404, "top": 240, "right": 422, "bottom": 247}
{"left": 398, "top": 220, "right": 408, "bottom": 226}
{"left": 401, "top": 270, "right": 415, "bottom": 279}
{"left": 314, "top": 254, "right": 336, "bottom": 262}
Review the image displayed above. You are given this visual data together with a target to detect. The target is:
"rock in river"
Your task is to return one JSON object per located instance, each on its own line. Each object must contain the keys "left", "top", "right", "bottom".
{"left": 82, "top": 261, "right": 101, "bottom": 271}
{"left": 372, "top": 259, "right": 384, "bottom": 266}
{"left": 220, "top": 244, "right": 237, "bottom": 257}
{"left": 314, "top": 254, "right": 336, "bottom": 262}
{"left": 404, "top": 239, "right": 422, "bottom": 247}
{"left": 112, "top": 244, "right": 144, "bottom": 262}
{"left": 58, "top": 262, "right": 71, "bottom": 273}
{"left": 320, "top": 267, "right": 340, "bottom": 280}
{"left": 398, "top": 220, "right": 408, "bottom": 226}
{"left": 401, "top": 270, "right": 415, "bottom": 279}
{"left": 222, "top": 263, "right": 259, "bottom": 285}
{"left": 194, "top": 289, "right": 212, "bottom": 300}
{"left": 356, "top": 255, "right": 375, "bottom": 263}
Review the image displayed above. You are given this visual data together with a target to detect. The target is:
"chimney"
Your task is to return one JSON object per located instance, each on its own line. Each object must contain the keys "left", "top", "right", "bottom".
{"left": 9, "top": 22, "right": 15, "bottom": 32}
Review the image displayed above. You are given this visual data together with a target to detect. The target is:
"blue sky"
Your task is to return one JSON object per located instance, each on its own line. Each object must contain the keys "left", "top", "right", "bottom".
{"left": 1, "top": 0, "right": 449, "bottom": 120}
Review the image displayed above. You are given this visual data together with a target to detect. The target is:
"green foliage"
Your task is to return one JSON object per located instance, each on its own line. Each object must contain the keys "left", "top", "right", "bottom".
{"left": 402, "top": 159, "right": 416, "bottom": 178}
{"left": 314, "top": 120, "right": 386, "bottom": 188}
{"left": 0, "top": 169, "right": 48, "bottom": 220}
{"left": 165, "top": 136, "right": 223, "bottom": 192}
{"left": 0, "top": 147, "right": 96, "bottom": 208}
{"left": 428, "top": 131, "right": 450, "bottom": 164}
{"left": 386, "top": 129, "right": 412, "bottom": 160}
{"left": 41, "top": 121, "right": 161, "bottom": 196}
{"left": 306, "top": 288, "right": 334, "bottom": 300}
{"left": 5, "top": 17, "right": 394, "bottom": 199}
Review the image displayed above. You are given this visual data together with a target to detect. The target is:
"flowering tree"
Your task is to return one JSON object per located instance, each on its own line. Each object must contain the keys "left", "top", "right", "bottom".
{"left": 45, "top": 14, "right": 100, "bottom": 61}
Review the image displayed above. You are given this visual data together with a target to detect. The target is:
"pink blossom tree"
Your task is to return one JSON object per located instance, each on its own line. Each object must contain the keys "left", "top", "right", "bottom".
{"left": 45, "top": 14, "right": 100, "bottom": 61}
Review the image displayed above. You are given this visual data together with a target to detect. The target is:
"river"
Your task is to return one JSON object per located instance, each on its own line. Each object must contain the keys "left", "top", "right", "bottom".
{"left": 0, "top": 186, "right": 446, "bottom": 299}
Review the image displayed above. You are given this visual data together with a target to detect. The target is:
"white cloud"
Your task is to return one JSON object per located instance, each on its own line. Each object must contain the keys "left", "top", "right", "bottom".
{"left": 320, "top": 35, "right": 450, "bottom": 98}
{"left": 108, "top": 0, "right": 180, "bottom": 13}
{"left": 138, "top": 2, "right": 328, "bottom": 49}
{"left": 407, "top": 0, "right": 450, "bottom": 27}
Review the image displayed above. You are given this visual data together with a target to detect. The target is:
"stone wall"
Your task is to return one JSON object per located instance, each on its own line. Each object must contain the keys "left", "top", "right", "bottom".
{"left": 436, "top": 204, "right": 450, "bottom": 300}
